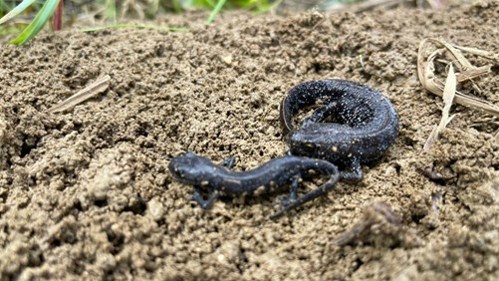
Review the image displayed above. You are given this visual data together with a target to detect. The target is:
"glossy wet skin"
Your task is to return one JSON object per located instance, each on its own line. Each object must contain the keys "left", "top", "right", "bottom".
{"left": 169, "top": 79, "right": 399, "bottom": 218}
{"left": 280, "top": 79, "right": 399, "bottom": 179}
{"left": 169, "top": 152, "right": 338, "bottom": 195}
{"left": 168, "top": 152, "right": 340, "bottom": 219}
{"left": 169, "top": 152, "right": 214, "bottom": 186}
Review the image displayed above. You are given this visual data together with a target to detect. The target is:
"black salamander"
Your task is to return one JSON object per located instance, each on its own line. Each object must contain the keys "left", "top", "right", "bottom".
{"left": 168, "top": 152, "right": 339, "bottom": 219}
{"left": 168, "top": 79, "right": 398, "bottom": 219}
{"left": 280, "top": 79, "right": 399, "bottom": 181}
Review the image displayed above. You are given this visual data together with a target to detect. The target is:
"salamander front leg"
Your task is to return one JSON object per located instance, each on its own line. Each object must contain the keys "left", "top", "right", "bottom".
{"left": 280, "top": 175, "right": 300, "bottom": 206}
{"left": 301, "top": 102, "right": 339, "bottom": 127}
{"left": 192, "top": 186, "right": 219, "bottom": 209}
{"left": 220, "top": 157, "right": 237, "bottom": 169}
{"left": 271, "top": 172, "right": 340, "bottom": 220}
{"left": 339, "top": 158, "right": 363, "bottom": 182}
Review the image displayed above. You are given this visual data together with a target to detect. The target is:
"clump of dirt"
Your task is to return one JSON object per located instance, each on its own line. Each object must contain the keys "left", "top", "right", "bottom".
{"left": 1, "top": 1, "right": 499, "bottom": 280}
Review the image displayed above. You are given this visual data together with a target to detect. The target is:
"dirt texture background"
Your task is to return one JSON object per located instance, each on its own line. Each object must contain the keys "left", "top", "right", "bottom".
{"left": 1, "top": 1, "right": 499, "bottom": 280}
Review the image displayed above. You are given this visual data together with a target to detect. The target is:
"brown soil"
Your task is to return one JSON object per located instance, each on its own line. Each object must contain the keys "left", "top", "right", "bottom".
{"left": 1, "top": 1, "right": 499, "bottom": 280}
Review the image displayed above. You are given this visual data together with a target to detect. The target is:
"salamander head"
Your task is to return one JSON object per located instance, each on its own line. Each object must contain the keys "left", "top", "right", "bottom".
{"left": 168, "top": 152, "right": 213, "bottom": 185}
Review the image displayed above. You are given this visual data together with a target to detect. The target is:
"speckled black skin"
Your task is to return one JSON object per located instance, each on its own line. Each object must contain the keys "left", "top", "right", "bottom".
{"left": 169, "top": 80, "right": 398, "bottom": 219}
{"left": 168, "top": 152, "right": 339, "bottom": 219}
{"left": 280, "top": 79, "right": 399, "bottom": 181}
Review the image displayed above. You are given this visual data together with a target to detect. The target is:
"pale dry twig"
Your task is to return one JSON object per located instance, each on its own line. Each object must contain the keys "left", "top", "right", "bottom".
{"left": 47, "top": 75, "right": 111, "bottom": 113}
{"left": 422, "top": 64, "right": 457, "bottom": 153}
{"left": 417, "top": 38, "right": 499, "bottom": 117}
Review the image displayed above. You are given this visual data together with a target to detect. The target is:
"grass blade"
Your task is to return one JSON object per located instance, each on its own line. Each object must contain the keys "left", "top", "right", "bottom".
{"left": 105, "top": 0, "right": 117, "bottom": 22}
{"left": 10, "top": 0, "right": 60, "bottom": 45}
{"left": 207, "top": 0, "right": 227, "bottom": 24}
{"left": 80, "top": 24, "right": 190, "bottom": 32}
{"left": 0, "top": 0, "right": 37, "bottom": 24}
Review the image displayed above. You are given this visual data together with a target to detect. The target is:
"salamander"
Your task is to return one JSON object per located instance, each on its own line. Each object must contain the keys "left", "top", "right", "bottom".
{"left": 168, "top": 151, "right": 339, "bottom": 219}
{"left": 280, "top": 79, "right": 399, "bottom": 181}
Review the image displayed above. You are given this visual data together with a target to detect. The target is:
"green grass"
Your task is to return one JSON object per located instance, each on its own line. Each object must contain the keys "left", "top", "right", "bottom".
{"left": 179, "top": 0, "right": 275, "bottom": 13}
{"left": 0, "top": 0, "right": 278, "bottom": 44}
{"left": 98, "top": 0, "right": 117, "bottom": 22}
{"left": 4, "top": 0, "right": 422, "bottom": 44}
{"left": 207, "top": 0, "right": 226, "bottom": 24}
{"left": 6, "top": 0, "right": 60, "bottom": 44}
{"left": 80, "top": 23, "right": 190, "bottom": 32}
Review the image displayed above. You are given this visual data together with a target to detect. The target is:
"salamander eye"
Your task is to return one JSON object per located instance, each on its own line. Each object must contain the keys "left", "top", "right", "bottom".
{"left": 169, "top": 163, "right": 185, "bottom": 179}
{"left": 176, "top": 167, "right": 188, "bottom": 178}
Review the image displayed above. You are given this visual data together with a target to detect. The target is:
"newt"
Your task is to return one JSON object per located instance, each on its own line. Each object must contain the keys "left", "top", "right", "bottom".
{"left": 280, "top": 79, "right": 399, "bottom": 181}
{"left": 168, "top": 151, "right": 339, "bottom": 219}
{"left": 169, "top": 79, "right": 398, "bottom": 219}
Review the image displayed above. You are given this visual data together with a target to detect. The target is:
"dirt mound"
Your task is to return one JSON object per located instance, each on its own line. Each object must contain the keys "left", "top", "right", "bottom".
{"left": 0, "top": 1, "right": 498, "bottom": 280}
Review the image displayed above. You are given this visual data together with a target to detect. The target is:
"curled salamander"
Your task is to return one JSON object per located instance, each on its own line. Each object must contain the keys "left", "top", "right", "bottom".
{"left": 280, "top": 79, "right": 399, "bottom": 181}
{"left": 169, "top": 151, "right": 339, "bottom": 219}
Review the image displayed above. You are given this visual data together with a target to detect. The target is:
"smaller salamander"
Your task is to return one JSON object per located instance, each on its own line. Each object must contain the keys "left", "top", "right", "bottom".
{"left": 280, "top": 79, "right": 399, "bottom": 181}
{"left": 169, "top": 151, "right": 339, "bottom": 219}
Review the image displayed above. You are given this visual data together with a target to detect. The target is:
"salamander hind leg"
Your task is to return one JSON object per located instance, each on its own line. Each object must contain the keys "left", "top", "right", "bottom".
{"left": 271, "top": 171, "right": 340, "bottom": 220}
{"left": 279, "top": 175, "right": 300, "bottom": 206}
{"left": 339, "top": 158, "right": 363, "bottom": 182}
{"left": 192, "top": 186, "right": 219, "bottom": 209}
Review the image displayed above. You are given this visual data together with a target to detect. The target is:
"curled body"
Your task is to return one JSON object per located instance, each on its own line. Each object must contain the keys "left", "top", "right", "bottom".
{"left": 168, "top": 79, "right": 399, "bottom": 219}
{"left": 169, "top": 152, "right": 339, "bottom": 218}
{"left": 280, "top": 79, "right": 399, "bottom": 180}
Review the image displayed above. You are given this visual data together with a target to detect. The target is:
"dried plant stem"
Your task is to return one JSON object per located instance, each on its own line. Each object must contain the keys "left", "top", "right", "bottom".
{"left": 417, "top": 38, "right": 499, "bottom": 117}
{"left": 422, "top": 65, "right": 457, "bottom": 153}
{"left": 48, "top": 75, "right": 111, "bottom": 113}
{"left": 418, "top": 38, "right": 499, "bottom": 149}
